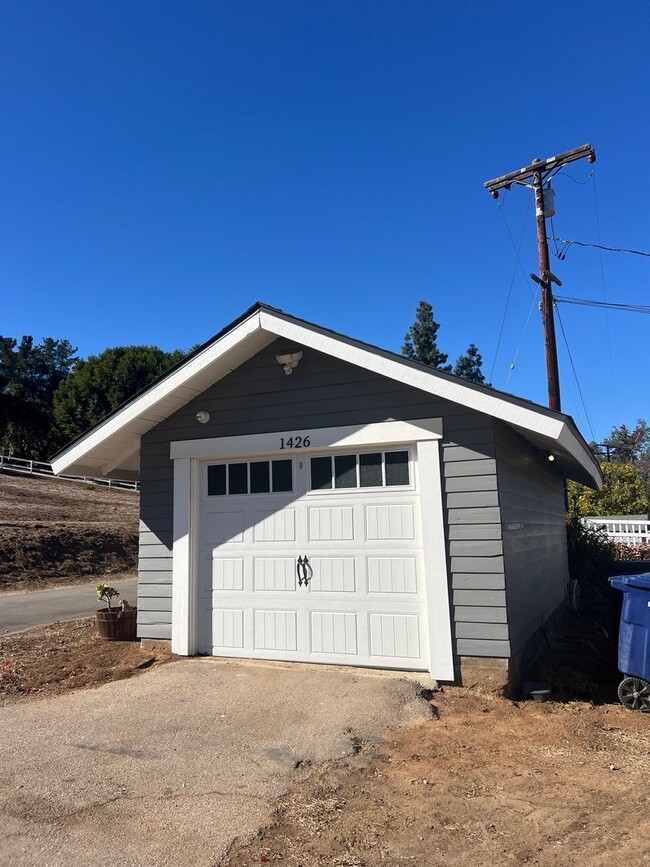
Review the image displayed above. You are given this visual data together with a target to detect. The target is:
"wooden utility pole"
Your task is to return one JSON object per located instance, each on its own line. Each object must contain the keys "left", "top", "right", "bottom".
{"left": 484, "top": 144, "right": 596, "bottom": 412}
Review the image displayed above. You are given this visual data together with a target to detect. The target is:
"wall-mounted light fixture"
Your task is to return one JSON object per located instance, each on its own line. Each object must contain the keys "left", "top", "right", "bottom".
{"left": 276, "top": 351, "right": 303, "bottom": 376}
{"left": 195, "top": 411, "right": 210, "bottom": 424}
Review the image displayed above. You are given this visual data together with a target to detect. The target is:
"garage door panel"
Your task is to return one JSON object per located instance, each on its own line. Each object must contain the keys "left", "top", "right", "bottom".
{"left": 213, "top": 608, "right": 245, "bottom": 649}
{"left": 369, "top": 613, "right": 422, "bottom": 659}
{"left": 311, "top": 611, "right": 358, "bottom": 655}
{"left": 211, "top": 558, "right": 245, "bottom": 591}
{"left": 365, "top": 504, "right": 415, "bottom": 540}
{"left": 309, "top": 506, "right": 354, "bottom": 541}
{"left": 204, "top": 511, "right": 245, "bottom": 545}
{"left": 308, "top": 557, "right": 355, "bottom": 593}
{"left": 255, "top": 610, "right": 297, "bottom": 651}
{"left": 254, "top": 558, "right": 297, "bottom": 592}
{"left": 254, "top": 510, "right": 296, "bottom": 542}
{"left": 367, "top": 557, "right": 418, "bottom": 594}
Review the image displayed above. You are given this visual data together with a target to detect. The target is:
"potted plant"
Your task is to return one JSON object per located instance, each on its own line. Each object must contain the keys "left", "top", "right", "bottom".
{"left": 96, "top": 583, "right": 137, "bottom": 641}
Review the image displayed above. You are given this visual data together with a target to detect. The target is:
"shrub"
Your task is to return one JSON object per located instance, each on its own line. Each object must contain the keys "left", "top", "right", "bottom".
{"left": 613, "top": 541, "right": 650, "bottom": 561}
{"left": 566, "top": 514, "right": 615, "bottom": 588}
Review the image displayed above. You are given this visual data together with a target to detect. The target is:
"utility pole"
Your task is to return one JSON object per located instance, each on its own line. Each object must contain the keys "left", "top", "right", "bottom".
{"left": 484, "top": 144, "right": 596, "bottom": 412}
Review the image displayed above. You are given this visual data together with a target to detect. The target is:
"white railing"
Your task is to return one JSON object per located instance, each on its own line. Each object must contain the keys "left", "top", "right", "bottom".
{"left": 0, "top": 454, "right": 139, "bottom": 491}
{"left": 583, "top": 516, "right": 650, "bottom": 544}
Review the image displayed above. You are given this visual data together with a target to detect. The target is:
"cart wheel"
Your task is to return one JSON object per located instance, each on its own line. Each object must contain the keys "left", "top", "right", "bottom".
{"left": 618, "top": 677, "right": 650, "bottom": 712}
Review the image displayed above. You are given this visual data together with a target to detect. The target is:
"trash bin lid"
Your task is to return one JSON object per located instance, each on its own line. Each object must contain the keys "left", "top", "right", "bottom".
{"left": 609, "top": 573, "right": 650, "bottom": 591}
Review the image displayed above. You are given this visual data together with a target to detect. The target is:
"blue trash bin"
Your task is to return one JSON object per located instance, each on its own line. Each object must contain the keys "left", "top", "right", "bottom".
{"left": 609, "top": 573, "right": 650, "bottom": 712}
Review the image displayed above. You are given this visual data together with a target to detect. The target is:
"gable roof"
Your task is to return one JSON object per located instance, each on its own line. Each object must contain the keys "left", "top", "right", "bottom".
{"left": 51, "top": 302, "right": 602, "bottom": 488}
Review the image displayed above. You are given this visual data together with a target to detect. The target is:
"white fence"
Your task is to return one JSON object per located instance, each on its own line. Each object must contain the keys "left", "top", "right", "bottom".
{"left": 0, "top": 454, "right": 139, "bottom": 492}
{"left": 583, "top": 516, "right": 650, "bottom": 545}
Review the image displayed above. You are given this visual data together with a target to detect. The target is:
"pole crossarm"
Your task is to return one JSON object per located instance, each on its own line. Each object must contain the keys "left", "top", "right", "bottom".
{"left": 484, "top": 144, "right": 596, "bottom": 198}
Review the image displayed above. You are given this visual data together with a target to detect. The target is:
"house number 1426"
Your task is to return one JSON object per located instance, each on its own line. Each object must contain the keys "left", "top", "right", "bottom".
{"left": 279, "top": 435, "right": 311, "bottom": 449}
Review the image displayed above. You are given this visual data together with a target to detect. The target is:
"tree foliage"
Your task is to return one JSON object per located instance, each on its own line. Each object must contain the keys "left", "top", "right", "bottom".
{"left": 53, "top": 345, "right": 186, "bottom": 444}
{"left": 568, "top": 462, "right": 648, "bottom": 517}
{"left": 402, "top": 302, "right": 450, "bottom": 370}
{"left": 452, "top": 343, "right": 486, "bottom": 384}
{"left": 0, "top": 336, "right": 78, "bottom": 458}
{"left": 402, "top": 301, "right": 486, "bottom": 383}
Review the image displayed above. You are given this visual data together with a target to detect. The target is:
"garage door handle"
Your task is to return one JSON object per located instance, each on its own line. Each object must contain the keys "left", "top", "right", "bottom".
{"left": 297, "top": 555, "right": 312, "bottom": 587}
{"left": 297, "top": 555, "right": 307, "bottom": 587}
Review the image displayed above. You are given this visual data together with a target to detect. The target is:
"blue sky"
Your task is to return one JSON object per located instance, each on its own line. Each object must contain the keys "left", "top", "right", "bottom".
{"left": 1, "top": 1, "right": 648, "bottom": 442}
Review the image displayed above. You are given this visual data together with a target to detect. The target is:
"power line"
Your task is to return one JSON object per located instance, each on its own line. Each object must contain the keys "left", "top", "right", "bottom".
{"left": 505, "top": 293, "right": 538, "bottom": 388}
{"left": 554, "top": 304, "right": 596, "bottom": 442}
{"left": 489, "top": 191, "right": 533, "bottom": 383}
{"left": 554, "top": 295, "right": 650, "bottom": 314}
{"left": 551, "top": 237, "right": 650, "bottom": 260}
{"left": 496, "top": 193, "right": 536, "bottom": 300}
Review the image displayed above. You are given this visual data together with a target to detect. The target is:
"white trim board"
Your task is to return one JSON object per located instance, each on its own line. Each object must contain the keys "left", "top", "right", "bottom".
{"left": 170, "top": 418, "right": 443, "bottom": 461}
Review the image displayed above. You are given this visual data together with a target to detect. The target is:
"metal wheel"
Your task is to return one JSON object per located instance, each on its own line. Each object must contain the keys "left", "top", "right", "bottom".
{"left": 618, "top": 676, "right": 650, "bottom": 712}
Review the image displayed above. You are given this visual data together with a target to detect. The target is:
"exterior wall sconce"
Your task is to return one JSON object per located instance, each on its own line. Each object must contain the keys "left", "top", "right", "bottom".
{"left": 195, "top": 411, "right": 210, "bottom": 424}
{"left": 276, "top": 351, "right": 303, "bottom": 376}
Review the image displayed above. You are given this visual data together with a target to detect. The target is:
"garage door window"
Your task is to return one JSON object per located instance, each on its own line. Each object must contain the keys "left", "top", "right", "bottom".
{"left": 207, "top": 459, "right": 293, "bottom": 496}
{"left": 310, "top": 450, "right": 410, "bottom": 491}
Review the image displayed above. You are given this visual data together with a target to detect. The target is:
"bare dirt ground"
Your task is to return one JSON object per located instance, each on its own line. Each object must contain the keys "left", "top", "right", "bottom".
{"left": 0, "top": 617, "right": 174, "bottom": 703}
{"left": 0, "top": 473, "right": 138, "bottom": 591}
{"left": 222, "top": 688, "right": 650, "bottom": 867}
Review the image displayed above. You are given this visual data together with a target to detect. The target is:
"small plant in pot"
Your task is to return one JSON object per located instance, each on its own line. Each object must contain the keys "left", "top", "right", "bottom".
{"left": 96, "top": 583, "right": 137, "bottom": 641}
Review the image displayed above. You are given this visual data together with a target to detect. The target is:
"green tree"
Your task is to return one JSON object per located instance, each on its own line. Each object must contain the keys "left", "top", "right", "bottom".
{"left": 402, "top": 301, "right": 451, "bottom": 370}
{"left": 53, "top": 345, "right": 186, "bottom": 444}
{"left": 598, "top": 419, "right": 650, "bottom": 464}
{"left": 568, "top": 462, "right": 648, "bottom": 517}
{"left": 0, "top": 336, "right": 78, "bottom": 458}
{"left": 453, "top": 343, "right": 486, "bottom": 384}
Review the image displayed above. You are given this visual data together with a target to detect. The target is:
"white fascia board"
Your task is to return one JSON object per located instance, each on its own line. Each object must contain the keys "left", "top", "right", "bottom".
{"left": 557, "top": 425, "right": 603, "bottom": 489}
{"left": 259, "top": 310, "right": 600, "bottom": 488}
{"left": 170, "top": 418, "right": 442, "bottom": 461}
{"left": 52, "top": 312, "right": 268, "bottom": 476}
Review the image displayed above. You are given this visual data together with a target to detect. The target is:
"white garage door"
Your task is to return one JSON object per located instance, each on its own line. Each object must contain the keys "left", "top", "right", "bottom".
{"left": 197, "top": 447, "right": 429, "bottom": 670}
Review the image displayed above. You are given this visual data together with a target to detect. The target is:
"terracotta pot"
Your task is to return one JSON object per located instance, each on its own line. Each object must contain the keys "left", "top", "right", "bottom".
{"left": 96, "top": 607, "right": 137, "bottom": 641}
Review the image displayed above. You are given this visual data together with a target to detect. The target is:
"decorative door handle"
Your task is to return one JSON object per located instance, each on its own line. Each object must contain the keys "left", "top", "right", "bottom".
{"left": 296, "top": 555, "right": 312, "bottom": 587}
{"left": 297, "top": 555, "right": 307, "bottom": 587}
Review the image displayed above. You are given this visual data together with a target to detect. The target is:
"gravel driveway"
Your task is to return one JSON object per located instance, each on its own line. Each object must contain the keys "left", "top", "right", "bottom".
{"left": 0, "top": 658, "right": 434, "bottom": 866}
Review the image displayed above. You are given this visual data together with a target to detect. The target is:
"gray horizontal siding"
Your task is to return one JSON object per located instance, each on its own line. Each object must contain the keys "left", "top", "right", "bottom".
{"left": 138, "top": 623, "right": 172, "bottom": 640}
{"left": 440, "top": 418, "right": 510, "bottom": 659}
{"left": 495, "top": 421, "right": 569, "bottom": 654}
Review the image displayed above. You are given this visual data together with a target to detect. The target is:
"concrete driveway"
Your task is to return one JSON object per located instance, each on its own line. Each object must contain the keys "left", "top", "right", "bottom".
{"left": 0, "top": 658, "right": 434, "bottom": 867}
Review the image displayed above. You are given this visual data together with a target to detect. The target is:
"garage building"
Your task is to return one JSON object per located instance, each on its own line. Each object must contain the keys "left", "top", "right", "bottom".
{"left": 52, "top": 303, "right": 602, "bottom": 688}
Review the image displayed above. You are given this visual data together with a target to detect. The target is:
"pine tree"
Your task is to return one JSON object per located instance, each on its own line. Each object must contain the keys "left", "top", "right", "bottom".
{"left": 402, "top": 301, "right": 450, "bottom": 370}
{"left": 453, "top": 343, "right": 486, "bottom": 384}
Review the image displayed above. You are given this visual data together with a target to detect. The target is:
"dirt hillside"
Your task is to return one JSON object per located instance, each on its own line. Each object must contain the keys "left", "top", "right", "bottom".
{"left": 0, "top": 472, "right": 138, "bottom": 591}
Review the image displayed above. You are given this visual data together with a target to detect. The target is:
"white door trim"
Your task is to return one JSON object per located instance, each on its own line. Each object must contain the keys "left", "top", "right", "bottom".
{"left": 172, "top": 457, "right": 200, "bottom": 654}
{"left": 170, "top": 418, "right": 442, "bottom": 461}
{"left": 171, "top": 418, "right": 455, "bottom": 679}
{"left": 417, "top": 439, "right": 455, "bottom": 680}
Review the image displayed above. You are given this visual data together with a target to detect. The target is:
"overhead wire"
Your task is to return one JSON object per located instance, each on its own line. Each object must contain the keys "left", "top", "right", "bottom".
{"left": 489, "top": 190, "right": 533, "bottom": 383}
{"left": 496, "top": 192, "right": 536, "bottom": 301}
{"left": 554, "top": 302, "right": 596, "bottom": 442}
{"left": 554, "top": 296, "right": 650, "bottom": 314}
{"left": 505, "top": 293, "right": 538, "bottom": 388}
{"left": 550, "top": 237, "right": 650, "bottom": 260}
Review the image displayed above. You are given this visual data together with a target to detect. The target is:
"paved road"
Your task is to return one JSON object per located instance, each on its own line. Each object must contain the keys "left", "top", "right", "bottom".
{"left": 0, "top": 578, "right": 137, "bottom": 634}
{"left": 0, "top": 658, "right": 434, "bottom": 867}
